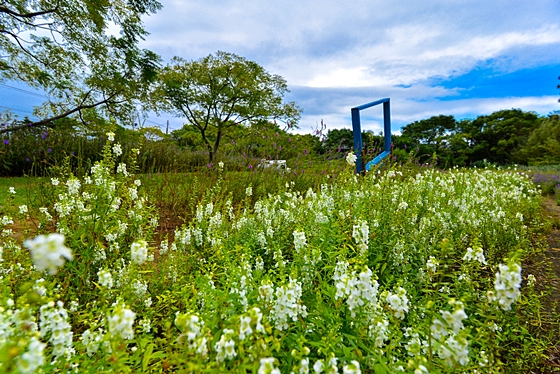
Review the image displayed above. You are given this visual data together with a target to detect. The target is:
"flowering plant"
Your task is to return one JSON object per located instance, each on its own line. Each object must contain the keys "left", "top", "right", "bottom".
{"left": 0, "top": 152, "right": 551, "bottom": 373}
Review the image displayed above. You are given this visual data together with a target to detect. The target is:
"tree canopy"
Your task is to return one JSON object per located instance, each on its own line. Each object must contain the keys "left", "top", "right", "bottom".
{"left": 398, "top": 109, "right": 541, "bottom": 167}
{"left": 150, "top": 51, "right": 301, "bottom": 162}
{"left": 0, "top": 0, "right": 162, "bottom": 133}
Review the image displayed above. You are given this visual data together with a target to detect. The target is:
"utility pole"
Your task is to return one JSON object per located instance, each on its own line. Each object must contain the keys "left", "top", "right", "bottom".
{"left": 166, "top": 120, "right": 169, "bottom": 135}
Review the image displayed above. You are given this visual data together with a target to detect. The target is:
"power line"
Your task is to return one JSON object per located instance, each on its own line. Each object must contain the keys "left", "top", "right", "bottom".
{"left": 0, "top": 105, "right": 37, "bottom": 117}
{"left": 145, "top": 119, "right": 166, "bottom": 126}
{"left": 0, "top": 83, "right": 46, "bottom": 98}
{"left": 0, "top": 106, "right": 40, "bottom": 123}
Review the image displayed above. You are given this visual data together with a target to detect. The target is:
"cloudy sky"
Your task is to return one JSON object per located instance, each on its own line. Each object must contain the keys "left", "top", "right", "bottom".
{"left": 3, "top": 0, "right": 560, "bottom": 135}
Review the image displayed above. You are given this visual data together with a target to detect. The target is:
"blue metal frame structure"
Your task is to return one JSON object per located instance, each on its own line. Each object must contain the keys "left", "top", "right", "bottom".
{"left": 351, "top": 98, "right": 391, "bottom": 174}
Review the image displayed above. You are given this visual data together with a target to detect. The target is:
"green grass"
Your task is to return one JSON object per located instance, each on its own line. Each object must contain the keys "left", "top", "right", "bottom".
{"left": 0, "top": 176, "right": 45, "bottom": 213}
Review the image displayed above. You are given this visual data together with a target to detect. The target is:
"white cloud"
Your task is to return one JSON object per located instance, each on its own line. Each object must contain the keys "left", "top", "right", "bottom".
{"left": 293, "top": 95, "right": 560, "bottom": 135}
{"left": 137, "top": 0, "right": 560, "bottom": 133}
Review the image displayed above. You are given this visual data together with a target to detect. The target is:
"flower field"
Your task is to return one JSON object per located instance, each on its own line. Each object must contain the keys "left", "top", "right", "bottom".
{"left": 0, "top": 138, "right": 554, "bottom": 373}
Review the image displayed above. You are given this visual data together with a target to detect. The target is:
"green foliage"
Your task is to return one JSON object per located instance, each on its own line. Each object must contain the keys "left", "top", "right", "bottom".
{"left": 520, "top": 114, "right": 560, "bottom": 165}
{"left": 398, "top": 109, "right": 543, "bottom": 167}
{"left": 0, "top": 0, "right": 162, "bottom": 130}
{"left": 150, "top": 51, "right": 302, "bottom": 162}
{"left": 0, "top": 117, "right": 146, "bottom": 176}
{"left": 401, "top": 115, "right": 456, "bottom": 151}
{"left": 323, "top": 128, "right": 354, "bottom": 152}
{"left": 0, "top": 150, "right": 555, "bottom": 372}
{"left": 468, "top": 109, "right": 540, "bottom": 165}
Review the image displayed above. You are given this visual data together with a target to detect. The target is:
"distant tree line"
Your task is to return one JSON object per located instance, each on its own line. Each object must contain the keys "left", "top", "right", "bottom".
{"left": 319, "top": 109, "right": 560, "bottom": 168}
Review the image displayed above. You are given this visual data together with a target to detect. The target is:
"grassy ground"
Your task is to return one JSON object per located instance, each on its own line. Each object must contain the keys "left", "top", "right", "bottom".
{"left": 1, "top": 165, "right": 560, "bottom": 372}
{"left": 0, "top": 176, "right": 46, "bottom": 213}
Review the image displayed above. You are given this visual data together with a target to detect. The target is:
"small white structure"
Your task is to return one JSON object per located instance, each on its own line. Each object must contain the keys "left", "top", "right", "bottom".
{"left": 258, "top": 159, "right": 289, "bottom": 171}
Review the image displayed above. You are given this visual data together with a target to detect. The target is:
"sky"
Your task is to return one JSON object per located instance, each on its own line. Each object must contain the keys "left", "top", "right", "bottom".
{"left": 2, "top": 0, "right": 560, "bottom": 135}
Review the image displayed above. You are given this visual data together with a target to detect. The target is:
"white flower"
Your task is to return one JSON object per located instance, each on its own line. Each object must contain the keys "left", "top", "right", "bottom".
{"left": 239, "top": 315, "right": 253, "bottom": 340}
{"left": 259, "top": 358, "right": 281, "bottom": 374}
{"left": 19, "top": 205, "right": 28, "bottom": 214}
{"left": 51, "top": 178, "right": 60, "bottom": 186}
{"left": 343, "top": 360, "right": 361, "bottom": 374}
{"left": 527, "top": 274, "right": 536, "bottom": 287}
{"left": 131, "top": 240, "right": 148, "bottom": 264}
{"left": 352, "top": 220, "right": 369, "bottom": 255}
{"left": 116, "top": 163, "right": 128, "bottom": 176}
{"left": 270, "top": 277, "right": 307, "bottom": 331}
{"left": 369, "top": 318, "right": 389, "bottom": 348}
{"left": 385, "top": 287, "right": 409, "bottom": 319}
{"left": 108, "top": 302, "right": 136, "bottom": 340}
{"left": 175, "top": 313, "right": 206, "bottom": 350}
{"left": 67, "top": 178, "right": 81, "bottom": 195}
{"left": 113, "top": 143, "right": 123, "bottom": 156}
{"left": 259, "top": 281, "right": 274, "bottom": 303}
{"left": 334, "top": 262, "right": 379, "bottom": 317}
{"left": 98, "top": 269, "right": 113, "bottom": 288}
{"left": 214, "top": 329, "right": 236, "bottom": 362}
{"left": 492, "top": 262, "right": 522, "bottom": 311}
{"left": 39, "top": 301, "right": 74, "bottom": 358}
{"left": 430, "top": 318, "right": 448, "bottom": 340}
{"left": 313, "top": 360, "right": 324, "bottom": 374}
{"left": 293, "top": 231, "right": 307, "bottom": 253}
{"left": 463, "top": 246, "right": 487, "bottom": 265}
{"left": 437, "top": 334, "right": 470, "bottom": 367}
{"left": 33, "top": 278, "right": 47, "bottom": 296}
{"left": 326, "top": 356, "right": 339, "bottom": 373}
{"left": 346, "top": 152, "right": 357, "bottom": 166}
{"left": 17, "top": 336, "right": 46, "bottom": 374}
{"left": 1, "top": 215, "right": 13, "bottom": 225}
{"left": 9, "top": 186, "right": 16, "bottom": 194}
{"left": 439, "top": 303, "right": 468, "bottom": 334}
{"left": 106, "top": 131, "right": 115, "bottom": 142}
{"left": 426, "top": 256, "right": 438, "bottom": 273}
{"left": 246, "top": 186, "right": 253, "bottom": 197}
{"left": 218, "top": 161, "right": 224, "bottom": 169}
{"left": 81, "top": 329, "right": 104, "bottom": 356}
{"left": 128, "top": 187, "right": 138, "bottom": 200}
{"left": 24, "top": 233, "right": 73, "bottom": 275}
{"left": 239, "top": 307, "right": 264, "bottom": 340}
{"left": 69, "top": 300, "right": 79, "bottom": 312}
{"left": 140, "top": 318, "right": 151, "bottom": 333}
{"left": 300, "top": 357, "right": 310, "bottom": 374}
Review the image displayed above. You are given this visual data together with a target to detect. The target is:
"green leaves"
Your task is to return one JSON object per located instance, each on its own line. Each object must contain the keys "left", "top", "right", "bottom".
{"left": 0, "top": 0, "right": 162, "bottom": 130}
{"left": 150, "top": 51, "right": 302, "bottom": 162}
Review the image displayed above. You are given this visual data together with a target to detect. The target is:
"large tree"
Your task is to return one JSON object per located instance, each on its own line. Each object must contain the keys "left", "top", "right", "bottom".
{"left": 150, "top": 51, "right": 301, "bottom": 162}
{"left": 516, "top": 114, "right": 560, "bottom": 165}
{"left": 466, "top": 109, "right": 539, "bottom": 165}
{"left": 0, "top": 0, "right": 162, "bottom": 133}
{"left": 400, "top": 115, "right": 457, "bottom": 151}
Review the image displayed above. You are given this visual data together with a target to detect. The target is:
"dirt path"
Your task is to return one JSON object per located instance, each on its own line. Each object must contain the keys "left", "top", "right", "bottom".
{"left": 542, "top": 197, "right": 560, "bottom": 280}
{"left": 534, "top": 197, "right": 560, "bottom": 371}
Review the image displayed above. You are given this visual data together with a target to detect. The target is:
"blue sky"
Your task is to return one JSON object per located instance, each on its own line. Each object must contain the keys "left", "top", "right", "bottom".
{"left": 2, "top": 0, "right": 559, "bottom": 135}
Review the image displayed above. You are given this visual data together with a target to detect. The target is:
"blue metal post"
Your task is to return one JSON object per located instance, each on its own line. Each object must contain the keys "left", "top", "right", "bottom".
{"left": 350, "top": 98, "right": 392, "bottom": 173}
{"left": 383, "top": 100, "right": 391, "bottom": 154}
{"left": 351, "top": 107, "right": 363, "bottom": 174}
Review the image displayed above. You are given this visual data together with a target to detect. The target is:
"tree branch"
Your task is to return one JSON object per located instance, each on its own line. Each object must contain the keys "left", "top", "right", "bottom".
{"left": 0, "top": 93, "right": 119, "bottom": 134}
{"left": 0, "top": 6, "right": 57, "bottom": 19}
{"left": 0, "top": 29, "right": 50, "bottom": 66}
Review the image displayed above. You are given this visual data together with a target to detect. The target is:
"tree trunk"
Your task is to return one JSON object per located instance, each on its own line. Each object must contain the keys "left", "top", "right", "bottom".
{"left": 213, "top": 129, "right": 223, "bottom": 162}
{"left": 200, "top": 130, "right": 213, "bottom": 163}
